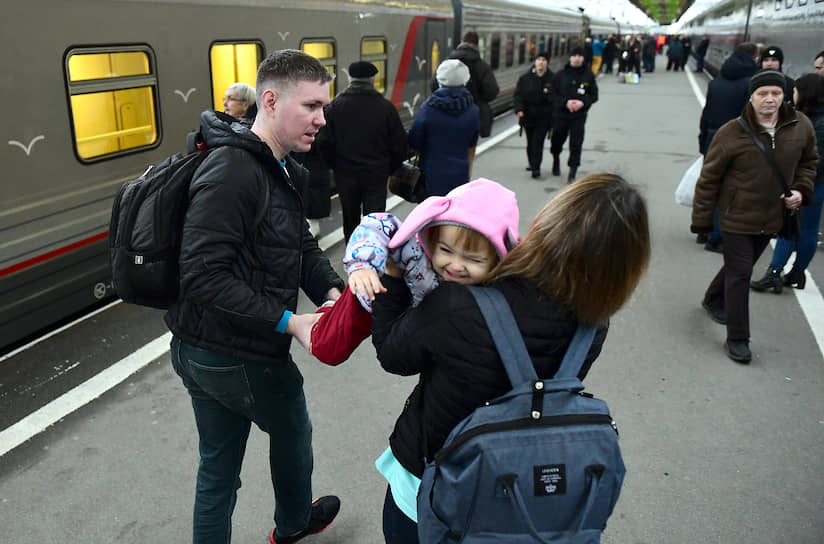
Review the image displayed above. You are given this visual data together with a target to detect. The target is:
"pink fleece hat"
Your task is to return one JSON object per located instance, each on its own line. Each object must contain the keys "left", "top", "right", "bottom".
{"left": 388, "top": 178, "right": 520, "bottom": 258}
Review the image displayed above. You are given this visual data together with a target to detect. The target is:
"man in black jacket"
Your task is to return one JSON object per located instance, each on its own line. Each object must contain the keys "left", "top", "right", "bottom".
{"left": 442, "top": 31, "right": 499, "bottom": 137}
{"left": 319, "top": 61, "right": 407, "bottom": 241}
{"left": 758, "top": 45, "right": 795, "bottom": 105}
{"left": 550, "top": 47, "right": 598, "bottom": 183}
{"left": 697, "top": 42, "right": 759, "bottom": 251}
{"left": 166, "top": 50, "right": 345, "bottom": 544}
{"left": 514, "top": 51, "right": 553, "bottom": 178}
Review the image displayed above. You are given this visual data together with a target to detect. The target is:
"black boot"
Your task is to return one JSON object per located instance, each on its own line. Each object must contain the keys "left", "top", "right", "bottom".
{"left": 567, "top": 166, "right": 577, "bottom": 183}
{"left": 750, "top": 266, "right": 782, "bottom": 294}
{"left": 552, "top": 155, "right": 560, "bottom": 176}
{"left": 782, "top": 268, "right": 806, "bottom": 289}
{"left": 724, "top": 339, "right": 751, "bottom": 364}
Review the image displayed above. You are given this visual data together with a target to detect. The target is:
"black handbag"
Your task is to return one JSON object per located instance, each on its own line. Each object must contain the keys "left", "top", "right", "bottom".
{"left": 388, "top": 155, "right": 427, "bottom": 203}
{"left": 736, "top": 117, "right": 801, "bottom": 240}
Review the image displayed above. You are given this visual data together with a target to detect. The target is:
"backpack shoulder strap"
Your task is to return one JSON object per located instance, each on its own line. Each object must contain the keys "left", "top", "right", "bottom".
{"left": 553, "top": 324, "right": 598, "bottom": 379}
{"left": 468, "top": 286, "right": 598, "bottom": 384}
{"left": 467, "top": 286, "right": 538, "bottom": 387}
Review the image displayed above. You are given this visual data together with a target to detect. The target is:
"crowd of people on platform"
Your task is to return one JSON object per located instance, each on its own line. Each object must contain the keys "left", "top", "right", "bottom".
{"left": 165, "top": 30, "right": 823, "bottom": 543}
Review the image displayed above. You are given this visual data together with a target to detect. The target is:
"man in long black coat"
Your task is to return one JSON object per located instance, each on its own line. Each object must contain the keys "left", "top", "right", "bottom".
{"left": 319, "top": 61, "right": 407, "bottom": 241}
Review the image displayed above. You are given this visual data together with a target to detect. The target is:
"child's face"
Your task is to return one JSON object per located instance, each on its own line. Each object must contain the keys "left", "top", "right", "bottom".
{"left": 429, "top": 226, "right": 497, "bottom": 284}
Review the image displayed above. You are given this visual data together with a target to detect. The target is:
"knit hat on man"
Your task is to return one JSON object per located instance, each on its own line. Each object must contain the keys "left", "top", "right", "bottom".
{"left": 748, "top": 69, "right": 786, "bottom": 96}
{"left": 436, "top": 59, "right": 470, "bottom": 87}
{"left": 569, "top": 46, "right": 585, "bottom": 57}
{"left": 760, "top": 45, "right": 784, "bottom": 66}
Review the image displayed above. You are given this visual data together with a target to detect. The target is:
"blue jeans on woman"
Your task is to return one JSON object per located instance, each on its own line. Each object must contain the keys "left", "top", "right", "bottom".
{"left": 170, "top": 337, "right": 314, "bottom": 544}
{"left": 770, "top": 183, "right": 824, "bottom": 273}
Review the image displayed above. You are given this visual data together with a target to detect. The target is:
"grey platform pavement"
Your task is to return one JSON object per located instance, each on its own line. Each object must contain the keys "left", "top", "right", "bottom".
{"left": 1, "top": 68, "right": 823, "bottom": 543}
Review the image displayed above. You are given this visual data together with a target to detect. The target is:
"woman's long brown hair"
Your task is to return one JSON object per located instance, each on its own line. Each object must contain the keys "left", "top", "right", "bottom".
{"left": 490, "top": 173, "right": 650, "bottom": 323}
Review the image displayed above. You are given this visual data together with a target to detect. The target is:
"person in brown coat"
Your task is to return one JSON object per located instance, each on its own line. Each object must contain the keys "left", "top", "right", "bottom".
{"left": 691, "top": 69, "right": 817, "bottom": 363}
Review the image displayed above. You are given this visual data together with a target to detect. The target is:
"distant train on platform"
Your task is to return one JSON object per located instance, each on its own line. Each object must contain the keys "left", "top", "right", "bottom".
{"left": 681, "top": 0, "right": 823, "bottom": 79}
{"left": 1, "top": 0, "right": 626, "bottom": 350}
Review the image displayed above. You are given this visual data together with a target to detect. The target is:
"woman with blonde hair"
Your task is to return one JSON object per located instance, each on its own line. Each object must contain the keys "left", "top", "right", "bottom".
{"left": 371, "top": 173, "right": 650, "bottom": 543}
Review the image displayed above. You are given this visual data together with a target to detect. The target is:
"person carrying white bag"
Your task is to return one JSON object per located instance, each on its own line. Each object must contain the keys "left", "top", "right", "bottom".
{"left": 675, "top": 156, "right": 703, "bottom": 207}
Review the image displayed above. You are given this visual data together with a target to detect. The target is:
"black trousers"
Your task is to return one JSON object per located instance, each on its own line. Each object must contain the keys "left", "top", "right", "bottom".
{"left": 524, "top": 119, "right": 551, "bottom": 171}
{"left": 703, "top": 232, "right": 771, "bottom": 341}
{"left": 550, "top": 116, "right": 586, "bottom": 168}
{"left": 335, "top": 171, "right": 387, "bottom": 242}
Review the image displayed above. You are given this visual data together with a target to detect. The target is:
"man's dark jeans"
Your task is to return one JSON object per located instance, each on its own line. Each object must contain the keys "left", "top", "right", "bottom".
{"left": 703, "top": 232, "right": 771, "bottom": 340}
{"left": 171, "top": 337, "right": 313, "bottom": 543}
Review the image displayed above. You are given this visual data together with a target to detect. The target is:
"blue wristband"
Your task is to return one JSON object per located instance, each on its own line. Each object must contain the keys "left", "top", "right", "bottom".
{"left": 275, "top": 310, "right": 293, "bottom": 333}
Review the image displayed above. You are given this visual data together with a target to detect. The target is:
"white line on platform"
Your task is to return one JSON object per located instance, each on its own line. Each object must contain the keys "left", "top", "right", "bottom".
{"left": 0, "top": 126, "right": 520, "bottom": 457}
{"left": 687, "top": 73, "right": 824, "bottom": 359}
{"left": 0, "top": 333, "right": 172, "bottom": 457}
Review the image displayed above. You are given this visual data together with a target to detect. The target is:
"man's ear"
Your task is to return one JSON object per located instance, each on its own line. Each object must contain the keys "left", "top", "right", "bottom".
{"left": 260, "top": 88, "right": 279, "bottom": 114}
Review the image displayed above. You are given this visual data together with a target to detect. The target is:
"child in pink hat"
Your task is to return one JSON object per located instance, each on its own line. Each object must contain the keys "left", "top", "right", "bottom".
{"left": 310, "top": 179, "right": 520, "bottom": 365}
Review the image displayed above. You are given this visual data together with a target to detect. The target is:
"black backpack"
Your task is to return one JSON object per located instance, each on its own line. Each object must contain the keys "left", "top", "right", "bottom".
{"left": 109, "top": 144, "right": 269, "bottom": 309}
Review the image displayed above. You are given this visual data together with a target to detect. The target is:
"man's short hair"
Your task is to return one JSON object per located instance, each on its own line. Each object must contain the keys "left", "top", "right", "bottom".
{"left": 462, "top": 31, "right": 479, "bottom": 45}
{"left": 735, "top": 42, "right": 759, "bottom": 61}
{"left": 816, "top": 50, "right": 824, "bottom": 62}
{"left": 256, "top": 49, "right": 333, "bottom": 103}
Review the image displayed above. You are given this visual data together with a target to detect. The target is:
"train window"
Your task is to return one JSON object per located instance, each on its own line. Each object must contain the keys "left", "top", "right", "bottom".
{"left": 65, "top": 46, "right": 158, "bottom": 161}
{"left": 301, "top": 39, "right": 337, "bottom": 97}
{"left": 490, "top": 34, "right": 501, "bottom": 69}
{"left": 785, "top": 0, "right": 793, "bottom": 6}
{"left": 518, "top": 36, "right": 526, "bottom": 65}
{"left": 361, "top": 37, "right": 388, "bottom": 93}
{"left": 505, "top": 35, "right": 514, "bottom": 67}
{"left": 798, "top": 0, "right": 806, "bottom": 4}
{"left": 774, "top": 0, "right": 781, "bottom": 8}
{"left": 431, "top": 40, "right": 441, "bottom": 77}
{"left": 553, "top": 36, "right": 559, "bottom": 57}
{"left": 478, "top": 36, "right": 486, "bottom": 60}
{"left": 210, "top": 41, "right": 264, "bottom": 111}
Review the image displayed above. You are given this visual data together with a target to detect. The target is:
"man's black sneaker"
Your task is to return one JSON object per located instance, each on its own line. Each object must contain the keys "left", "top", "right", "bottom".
{"left": 701, "top": 300, "right": 726, "bottom": 325}
{"left": 696, "top": 233, "right": 708, "bottom": 244}
{"left": 531, "top": 169, "right": 541, "bottom": 178}
{"left": 704, "top": 241, "right": 723, "bottom": 254}
{"left": 270, "top": 496, "right": 340, "bottom": 543}
{"left": 724, "top": 339, "right": 751, "bottom": 364}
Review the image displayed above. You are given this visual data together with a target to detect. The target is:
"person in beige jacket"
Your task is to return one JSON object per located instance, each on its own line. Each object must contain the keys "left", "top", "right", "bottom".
{"left": 691, "top": 69, "right": 817, "bottom": 363}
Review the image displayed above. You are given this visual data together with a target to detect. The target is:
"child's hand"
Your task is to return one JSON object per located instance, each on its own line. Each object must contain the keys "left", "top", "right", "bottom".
{"left": 349, "top": 268, "right": 386, "bottom": 301}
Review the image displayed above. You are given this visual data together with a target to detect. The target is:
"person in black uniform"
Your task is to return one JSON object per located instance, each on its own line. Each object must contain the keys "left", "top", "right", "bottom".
{"left": 550, "top": 47, "right": 598, "bottom": 183}
{"left": 513, "top": 51, "right": 553, "bottom": 178}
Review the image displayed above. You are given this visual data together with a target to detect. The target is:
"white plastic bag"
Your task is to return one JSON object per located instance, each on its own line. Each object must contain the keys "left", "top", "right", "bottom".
{"left": 675, "top": 156, "right": 703, "bottom": 207}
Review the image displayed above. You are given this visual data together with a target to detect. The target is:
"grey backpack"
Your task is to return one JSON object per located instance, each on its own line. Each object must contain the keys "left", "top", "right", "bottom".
{"left": 417, "top": 286, "right": 625, "bottom": 543}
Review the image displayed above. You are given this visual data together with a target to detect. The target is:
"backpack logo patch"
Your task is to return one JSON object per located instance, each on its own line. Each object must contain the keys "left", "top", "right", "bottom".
{"left": 534, "top": 464, "right": 566, "bottom": 496}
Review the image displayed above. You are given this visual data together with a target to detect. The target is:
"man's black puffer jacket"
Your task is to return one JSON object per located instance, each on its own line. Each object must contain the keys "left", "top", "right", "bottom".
{"left": 371, "top": 275, "right": 608, "bottom": 477}
{"left": 165, "top": 110, "right": 344, "bottom": 364}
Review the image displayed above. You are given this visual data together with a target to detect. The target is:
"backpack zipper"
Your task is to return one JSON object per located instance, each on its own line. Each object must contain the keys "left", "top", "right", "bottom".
{"left": 434, "top": 414, "right": 616, "bottom": 465}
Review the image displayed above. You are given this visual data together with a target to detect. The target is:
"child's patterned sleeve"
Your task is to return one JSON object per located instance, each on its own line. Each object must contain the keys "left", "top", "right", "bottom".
{"left": 343, "top": 213, "right": 402, "bottom": 276}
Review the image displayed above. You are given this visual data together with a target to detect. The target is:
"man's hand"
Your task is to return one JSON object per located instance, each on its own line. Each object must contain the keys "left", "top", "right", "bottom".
{"left": 516, "top": 110, "right": 524, "bottom": 118}
{"left": 566, "top": 99, "right": 585, "bottom": 113}
{"left": 326, "top": 287, "right": 342, "bottom": 302}
{"left": 782, "top": 190, "right": 802, "bottom": 210}
{"left": 349, "top": 268, "right": 386, "bottom": 301}
{"left": 286, "top": 313, "right": 322, "bottom": 353}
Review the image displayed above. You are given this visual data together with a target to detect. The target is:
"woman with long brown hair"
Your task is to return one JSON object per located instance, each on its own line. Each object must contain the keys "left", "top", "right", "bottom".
{"left": 371, "top": 173, "right": 650, "bottom": 543}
